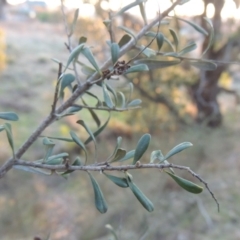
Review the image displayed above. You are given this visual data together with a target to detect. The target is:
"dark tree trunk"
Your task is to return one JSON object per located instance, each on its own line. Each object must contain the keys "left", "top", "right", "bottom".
{"left": 191, "top": 0, "right": 234, "bottom": 127}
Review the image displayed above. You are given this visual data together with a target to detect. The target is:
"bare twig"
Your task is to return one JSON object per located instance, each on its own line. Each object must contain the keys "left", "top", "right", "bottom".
{"left": 72, "top": 104, "right": 141, "bottom": 112}
{"left": 13, "top": 159, "right": 219, "bottom": 211}
{"left": 60, "top": 0, "right": 81, "bottom": 84}
{"left": 51, "top": 62, "right": 62, "bottom": 115}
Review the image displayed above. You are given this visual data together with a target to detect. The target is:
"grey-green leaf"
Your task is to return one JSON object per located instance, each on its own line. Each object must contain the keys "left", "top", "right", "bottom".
{"left": 118, "top": 149, "right": 135, "bottom": 162}
{"left": 81, "top": 65, "right": 96, "bottom": 76}
{"left": 127, "top": 99, "right": 142, "bottom": 107}
{"left": 202, "top": 17, "right": 214, "bottom": 56}
{"left": 118, "top": 26, "right": 136, "bottom": 42}
{"left": 13, "top": 165, "right": 51, "bottom": 175}
{"left": 104, "top": 173, "right": 128, "bottom": 188}
{"left": 102, "top": 82, "right": 114, "bottom": 108}
{"left": 46, "top": 158, "right": 63, "bottom": 165}
{"left": 106, "top": 83, "right": 118, "bottom": 105}
{"left": 0, "top": 112, "right": 19, "bottom": 121}
{"left": 169, "top": 28, "right": 179, "bottom": 51}
{"left": 85, "top": 113, "right": 111, "bottom": 144}
{"left": 127, "top": 177, "right": 154, "bottom": 212}
{"left": 164, "top": 142, "right": 193, "bottom": 160}
{"left": 82, "top": 47, "right": 101, "bottom": 74}
{"left": 134, "top": 59, "right": 180, "bottom": 70}
{"left": 64, "top": 43, "right": 85, "bottom": 71}
{"left": 165, "top": 171, "right": 203, "bottom": 194}
{"left": 114, "top": 0, "right": 146, "bottom": 16}
{"left": 118, "top": 91, "right": 126, "bottom": 108}
{"left": 139, "top": 46, "right": 156, "bottom": 57}
{"left": 190, "top": 60, "right": 217, "bottom": 71}
{"left": 118, "top": 34, "right": 132, "bottom": 48}
{"left": 139, "top": 2, "right": 147, "bottom": 25}
{"left": 110, "top": 148, "right": 127, "bottom": 163}
{"left": 77, "top": 120, "right": 97, "bottom": 160}
{"left": 107, "top": 136, "right": 122, "bottom": 161}
{"left": 59, "top": 73, "right": 75, "bottom": 98}
{"left": 133, "top": 134, "right": 151, "bottom": 164}
{"left": 150, "top": 150, "right": 164, "bottom": 163}
{"left": 4, "top": 123, "right": 15, "bottom": 157}
{"left": 111, "top": 43, "right": 120, "bottom": 65}
{"left": 176, "top": 17, "right": 208, "bottom": 36}
{"left": 88, "top": 172, "right": 108, "bottom": 213}
{"left": 156, "top": 33, "right": 164, "bottom": 52}
{"left": 40, "top": 136, "right": 73, "bottom": 142}
{"left": 178, "top": 42, "right": 197, "bottom": 56}
{"left": 70, "top": 131, "right": 88, "bottom": 164}
{"left": 125, "top": 64, "right": 149, "bottom": 74}
{"left": 42, "top": 137, "right": 55, "bottom": 163}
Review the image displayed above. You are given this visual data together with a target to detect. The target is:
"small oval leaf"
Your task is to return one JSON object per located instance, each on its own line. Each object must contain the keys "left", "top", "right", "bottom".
{"left": 150, "top": 150, "right": 164, "bottom": 163}
{"left": 104, "top": 173, "right": 128, "bottom": 188}
{"left": 4, "top": 123, "right": 15, "bottom": 157}
{"left": 70, "top": 131, "right": 88, "bottom": 164}
{"left": 134, "top": 59, "right": 180, "bottom": 70}
{"left": 59, "top": 73, "right": 75, "bottom": 98}
{"left": 102, "top": 82, "right": 114, "bottom": 108}
{"left": 118, "top": 91, "right": 126, "bottom": 108}
{"left": 0, "top": 112, "right": 19, "bottom": 121}
{"left": 88, "top": 172, "right": 108, "bottom": 213}
{"left": 127, "top": 177, "right": 154, "bottom": 212}
{"left": 127, "top": 99, "right": 142, "bottom": 107}
{"left": 118, "top": 26, "right": 136, "bottom": 42}
{"left": 176, "top": 17, "right": 208, "bottom": 36}
{"left": 178, "top": 42, "right": 197, "bottom": 56}
{"left": 85, "top": 113, "right": 111, "bottom": 144}
{"left": 190, "top": 60, "right": 217, "bottom": 71}
{"left": 118, "top": 149, "right": 135, "bottom": 162}
{"left": 118, "top": 34, "right": 132, "bottom": 48}
{"left": 156, "top": 33, "right": 164, "bottom": 52}
{"left": 125, "top": 64, "right": 149, "bottom": 74}
{"left": 82, "top": 47, "right": 101, "bottom": 74}
{"left": 111, "top": 43, "right": 120, "bottom": 65}
{"left": 165, "top": 171, "right": 203, "bottom": 194}
{"left": 133, "top": 134, "right": 151, "bottom": 164}
{"left": 64, "top": 43, "right": 85, "bottom": 71}
{"left": 164, "top": 142, "right": 193, "bottom": 160}
{"left": 169, "top": 28, "right": 179, "bottom": 51}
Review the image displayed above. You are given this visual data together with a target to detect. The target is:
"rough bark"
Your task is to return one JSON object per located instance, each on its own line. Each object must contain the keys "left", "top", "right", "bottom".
{"left": 191, "top": 0, "right": 240, "bottom": 127}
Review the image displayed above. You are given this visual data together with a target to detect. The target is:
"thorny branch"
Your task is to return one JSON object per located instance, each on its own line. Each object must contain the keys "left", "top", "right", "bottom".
{"left": 13, "top": 159, "right": 219, "bottom": 212}
{"left": 0, "top": 2, "right": 207, "bottom": 208}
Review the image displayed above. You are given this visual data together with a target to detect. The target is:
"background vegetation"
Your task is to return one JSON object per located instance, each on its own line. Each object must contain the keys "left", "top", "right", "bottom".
{"left": 0, "top": 1, "right": 240, "bottom": 239}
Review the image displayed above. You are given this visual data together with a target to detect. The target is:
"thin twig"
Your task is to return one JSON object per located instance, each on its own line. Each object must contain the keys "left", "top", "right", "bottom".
{"left": 72, "top": 104, "right": 141, "bottom": 112}
{"left": 51, "top": 62, "right": 62, "bottom": 115}
{"left": 126, "top": 0, "right": 181, "bottom": 65}
{"left": 60, "top": 0, "right": 81, "bottom": 84}
{"left": 13, "top": 159, "right": 219, "bottom": 211}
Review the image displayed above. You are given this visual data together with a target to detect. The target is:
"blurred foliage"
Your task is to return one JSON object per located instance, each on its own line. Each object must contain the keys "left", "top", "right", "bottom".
{"left": 0, "top": 28, "right": 6, "bottom": 71}
{"left": 36, "top": 10, "right": 63, "bottom": 23}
